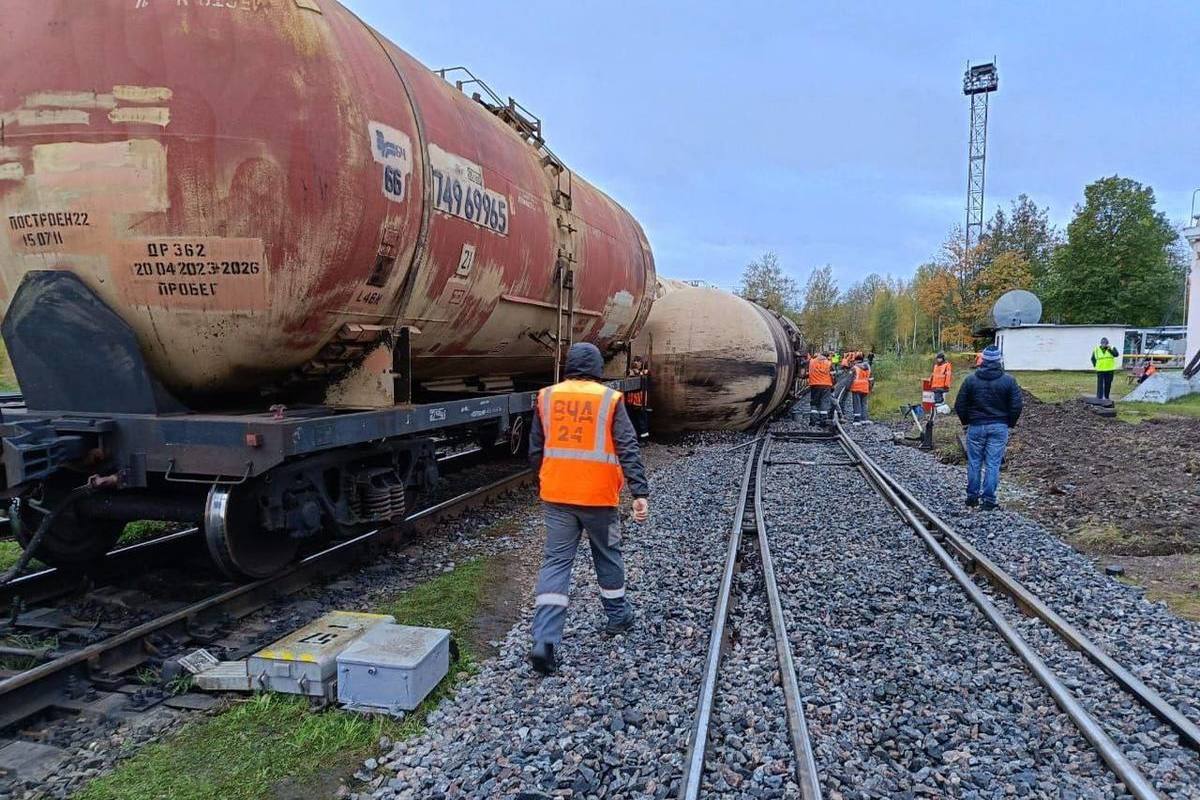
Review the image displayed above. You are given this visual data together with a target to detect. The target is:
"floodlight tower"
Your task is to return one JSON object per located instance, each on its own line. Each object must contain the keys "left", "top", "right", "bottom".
{"left": 963, "top": 60, "right": 999, "bottom": 259}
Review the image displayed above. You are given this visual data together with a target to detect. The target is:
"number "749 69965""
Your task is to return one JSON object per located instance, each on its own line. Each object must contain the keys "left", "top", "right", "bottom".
{"left": 431, "top": 169, "right": 508, "bottom": 235}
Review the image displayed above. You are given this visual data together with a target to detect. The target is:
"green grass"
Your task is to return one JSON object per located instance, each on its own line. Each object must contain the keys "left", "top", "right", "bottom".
{"left": 0, "top": 520, "right": 167, "bottom": 576}
{"left": 0, "top": 632, "right": 57, "bottom": 671}
{"left": 0, "top": 539, "right": 20, "bottom": 572}
{"left": 866, "top": 352, "right": 976, "bottom": 421}
{"left": 0, "top": 342, "right": 15, "bottom": 392}
{"left": 76, "top": 694, "right": 395, "bottom": 800}
{"left": 119, "top": 520, "right": 176, "bottom": 546}
{"left": 867, "top": 354, "right": 1200, "bottom": 424}
{"left": 78, "top": 559, "right": 492, "bottom": 800}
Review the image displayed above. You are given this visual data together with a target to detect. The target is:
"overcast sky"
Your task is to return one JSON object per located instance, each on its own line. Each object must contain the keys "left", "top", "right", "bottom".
{"left": 344, "top": 0, "right": 1200, "bottom": 293}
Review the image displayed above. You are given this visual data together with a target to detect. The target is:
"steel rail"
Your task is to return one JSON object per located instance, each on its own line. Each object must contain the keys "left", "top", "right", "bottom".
{"left": 678, "top": 437, "right": 760, "bottom": 800}
{"left": 852, "top": 442, "right": 1200, "bottom": 754}
{"left": 833, "top": 421, "right": 1164, "bottom": 800}
{"left": 0, "top": 528, "right": 201, "bottom": 611}
{"left": 0, "top": 448, "right": 493, "bottom": 612}
{"left": 0, "top": 468, "right": 533, "bottom": 727}
{"left": 753, "top": 435, "right": 822, "bottom": 799}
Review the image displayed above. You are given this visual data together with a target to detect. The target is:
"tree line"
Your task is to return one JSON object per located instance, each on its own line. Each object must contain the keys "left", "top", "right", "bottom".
{"left": 738, "top": 176, "right": 1190, "bottom": 352}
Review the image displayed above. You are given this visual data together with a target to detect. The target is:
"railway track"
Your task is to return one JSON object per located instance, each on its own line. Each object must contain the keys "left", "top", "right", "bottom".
{"left": 682, "top": 400, "right": 1200, "bottom": 798}
{"left": 828, "top": 418, "right": 1198, "bottom": 799}
{"left": 679, "top": 431, "right": 822, "bottom": 800}
{"left": 0, "top": 465, "right": 534, "bottom": 730}
{"left": 0, "top": 446, "right": 498, "bottom": 614}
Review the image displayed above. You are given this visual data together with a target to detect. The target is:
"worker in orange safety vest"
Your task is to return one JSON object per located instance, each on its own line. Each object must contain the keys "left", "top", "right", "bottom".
{"left": 850, "top": 360, "right": 873, "bottom": 424}
{"left": 527, "top": 343, "right": 650, "bottom": 675}
{"left": 930, "top": 352, "right": 953, "bottom": 404}
{"left": 807, "top": 351, "right": 834, "bottom": 426}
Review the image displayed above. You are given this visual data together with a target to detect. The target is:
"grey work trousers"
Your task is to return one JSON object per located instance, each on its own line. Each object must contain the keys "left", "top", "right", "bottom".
{"left": 809, "top": 387, "right": 831, "bottom": 424}
{"left": 531, "top": 502, "right": 630, "bottom": 645}
{"left": 852, "top": 392, "right": 869, "bottom": 421}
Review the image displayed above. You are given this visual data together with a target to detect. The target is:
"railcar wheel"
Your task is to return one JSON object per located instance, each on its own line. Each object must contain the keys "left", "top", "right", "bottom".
{"left": 204, "top": 485, "right": 298, "bottom": 581}
{"left": 11, "top": 497, "right": 125, "bottom": 569}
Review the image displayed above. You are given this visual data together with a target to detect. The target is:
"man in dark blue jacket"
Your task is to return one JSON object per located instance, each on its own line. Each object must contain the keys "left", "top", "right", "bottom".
{"left": 953, "top": 345, "right": 1023, "bottom": 510}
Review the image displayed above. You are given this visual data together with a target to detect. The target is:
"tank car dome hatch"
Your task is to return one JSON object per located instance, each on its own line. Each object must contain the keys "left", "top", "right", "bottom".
{"left": 632, "top": 280, "right": 801, "bottom": 433}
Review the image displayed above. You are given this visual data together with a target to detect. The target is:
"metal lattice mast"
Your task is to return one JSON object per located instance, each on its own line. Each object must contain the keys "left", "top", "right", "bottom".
{"left": 963, "top": 61, "right": 998, "bottom": 273}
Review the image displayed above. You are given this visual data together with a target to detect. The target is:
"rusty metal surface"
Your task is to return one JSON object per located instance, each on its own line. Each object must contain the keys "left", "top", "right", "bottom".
{"left": 0, "top": 1, "right": 654, "bottom": 403}
{"left": 633, "top": 282, "right": 796, "bottom": 432}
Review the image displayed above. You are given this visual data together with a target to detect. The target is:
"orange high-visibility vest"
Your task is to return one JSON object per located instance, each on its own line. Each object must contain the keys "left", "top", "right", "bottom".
{"left": 851, "top": 365, "right": 872, "bottom": 394}
{"left": 536, "top": 379, "right": 624, "bottom": 507}
{"left": 808, "top": 357, "right": 833, "bottom": 388}
{"left": 931, "top": 361, "right": 952, "bottom": 390}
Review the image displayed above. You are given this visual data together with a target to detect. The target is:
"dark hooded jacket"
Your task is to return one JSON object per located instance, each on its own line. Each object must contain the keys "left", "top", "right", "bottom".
{"left": 528, "top": 344, "right": 650, "bottom": 499}
{"left": 953, "top": 361, "right": 1023, "bottom": 428}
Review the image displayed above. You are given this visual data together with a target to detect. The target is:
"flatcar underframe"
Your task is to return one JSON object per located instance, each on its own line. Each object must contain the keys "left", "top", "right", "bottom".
{"left": 0, "top": 272, "right": 643, "bottom": 580}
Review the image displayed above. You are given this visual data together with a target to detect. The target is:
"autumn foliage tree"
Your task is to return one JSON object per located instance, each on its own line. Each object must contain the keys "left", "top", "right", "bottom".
{"left": 731, "top": 177, "right": 1182, "bottom": 356}
{"left": 738, "top": 251, "right": 799, "bottom": 315}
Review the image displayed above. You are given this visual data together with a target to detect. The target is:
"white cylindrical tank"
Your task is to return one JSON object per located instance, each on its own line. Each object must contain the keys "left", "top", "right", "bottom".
{"left": 631, "top": 280, "right": 800, "bottom": 432}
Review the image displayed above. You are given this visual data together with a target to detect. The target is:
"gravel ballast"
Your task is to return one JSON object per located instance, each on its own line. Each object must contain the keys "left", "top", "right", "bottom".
{"left": 359, "top": 433, "right": 750, "bottom": 799}
{"left": 853, "top": 422, "right": 1200, "bottom": 797}
{"left": 357, "top": 416, "right": 1200, "bottom": 799}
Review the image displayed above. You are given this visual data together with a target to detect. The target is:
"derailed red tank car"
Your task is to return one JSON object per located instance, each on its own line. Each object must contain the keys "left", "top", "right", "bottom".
{"left": 0, "top": 1, "right": 653, "bottom": 577}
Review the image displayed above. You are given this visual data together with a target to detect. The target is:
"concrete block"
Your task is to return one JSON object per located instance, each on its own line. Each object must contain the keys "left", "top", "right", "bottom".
{"left": 194, "top": 661, "right": 252, "bottom": 693}
{"left": 1121, "top": 373, "right": 1200, "bottom": 403}
{"left": 0, "top": 740, "right": 67, "bottom": 784}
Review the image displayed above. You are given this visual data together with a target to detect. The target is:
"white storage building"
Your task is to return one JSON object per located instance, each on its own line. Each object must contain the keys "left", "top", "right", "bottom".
{"left": 993, "top": 324, "right": 1127, "bottom": 371}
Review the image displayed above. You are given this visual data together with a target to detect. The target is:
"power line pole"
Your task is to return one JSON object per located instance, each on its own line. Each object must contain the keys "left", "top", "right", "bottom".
{"left": 963, "top": 60, "right": 999, "bottom": 283}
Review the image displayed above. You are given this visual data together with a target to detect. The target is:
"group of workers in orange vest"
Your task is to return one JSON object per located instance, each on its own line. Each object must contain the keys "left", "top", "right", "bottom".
{"left": 804, "top": 350, "right": 875, "bottom": 426}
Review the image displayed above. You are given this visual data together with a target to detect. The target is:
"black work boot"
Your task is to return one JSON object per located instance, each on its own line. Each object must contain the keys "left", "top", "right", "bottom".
{"left": 981, "top": 501, "right": 1000, "bottom": 512}
{"left": 529, "top": 641, "right": 556, "bottom": 676}
{"left": 605, "top": 609, "right": 636, "bottom": 636}
{"left": 965, "top": 497, "right": 979, "bottom": 508}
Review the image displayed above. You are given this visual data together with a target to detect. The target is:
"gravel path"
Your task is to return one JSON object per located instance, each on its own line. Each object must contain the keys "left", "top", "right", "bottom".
{"left": 359, "top": 433, "right": 749, "bottom": 799}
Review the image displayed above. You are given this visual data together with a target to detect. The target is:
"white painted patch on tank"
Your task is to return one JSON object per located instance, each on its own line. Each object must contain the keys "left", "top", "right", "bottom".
{"left": 108, "top": 107, "right": 170, "bottom": 127}
{"left": 31, "top": 139, "right": 169, "bottom": 213}
{"left": 0, "top": 164, "right": 24, "bottom": 181}
{"left": 598, "top": 291, "right": 637, "bottom": 337}
{"left": 16, "top": 109, "right": 89, "bottom": 126}
{"left": 112, "top": 85, "right": 174, "bottom": 104}
{"left": 0, "top": 147, "right": 21, "bottom": 161}
{"left": 24, "top": 91, "right": 117, "bottom": 110}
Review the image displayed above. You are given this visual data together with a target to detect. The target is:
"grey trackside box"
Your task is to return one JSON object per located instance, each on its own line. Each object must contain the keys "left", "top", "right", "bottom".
{"left": 337, "top": 624, "right": 451, "bottom": 714}
{"left": 247, "top": 611, "right": 395, "bottom": 699}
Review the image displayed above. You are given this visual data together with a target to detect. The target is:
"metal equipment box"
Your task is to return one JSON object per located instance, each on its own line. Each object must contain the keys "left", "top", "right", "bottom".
{"left": 337, "top": 624, "right": 451, "bottom": 714}
{"left": 247, "top": 611, "right": 395, "bottom": 699}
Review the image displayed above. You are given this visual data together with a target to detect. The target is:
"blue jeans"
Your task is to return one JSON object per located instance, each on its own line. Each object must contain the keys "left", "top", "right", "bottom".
{"left": 966, "top": 422, "right": 1010, "bottom": 504}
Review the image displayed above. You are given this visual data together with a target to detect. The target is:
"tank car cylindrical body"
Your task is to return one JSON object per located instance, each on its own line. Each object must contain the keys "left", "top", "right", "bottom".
{"left": 0, "top": 1, "right": 655, "bottom": 403}
{"left": 633, "top": 280, "right": 801, "bottom": 432}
